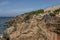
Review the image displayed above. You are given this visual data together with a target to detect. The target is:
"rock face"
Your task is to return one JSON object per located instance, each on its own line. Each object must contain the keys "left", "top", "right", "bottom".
{"left": 2, "top": 12, "right": 60, "bottom": 40}
{"left": 1, "top": 5, "right": 60, "bottom": 40}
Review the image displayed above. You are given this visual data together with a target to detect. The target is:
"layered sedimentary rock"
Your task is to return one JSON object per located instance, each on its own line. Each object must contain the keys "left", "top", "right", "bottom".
{"left": 1, "top": 5, "right": 60, "bottom": 40}
{"left": 2, "top": 12, "right": 60, "bottom": 40}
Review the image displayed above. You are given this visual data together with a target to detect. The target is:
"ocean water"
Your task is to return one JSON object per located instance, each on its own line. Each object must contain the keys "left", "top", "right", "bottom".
{"left": 0, "top": 17, "right": 12, "bottom": 36}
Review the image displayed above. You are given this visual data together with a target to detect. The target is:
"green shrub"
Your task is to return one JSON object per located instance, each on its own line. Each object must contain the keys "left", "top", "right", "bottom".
{"left": 25, "top": 9, "right": 44, "bottom": 15}
{"left": 37, "top": 9, "right": 44, "bottom": 13}
{"left": 53, "top": 8, "right": 60, "bottom": 14}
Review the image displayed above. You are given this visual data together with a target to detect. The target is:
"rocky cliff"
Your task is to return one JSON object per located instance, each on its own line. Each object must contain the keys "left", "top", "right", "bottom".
{"left": 1, "top": 5, "right": 60, "bottom": 40}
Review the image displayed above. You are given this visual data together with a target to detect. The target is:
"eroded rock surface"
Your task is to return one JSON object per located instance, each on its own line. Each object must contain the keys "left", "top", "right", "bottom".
{"left": 1, "top": 12, "right": 60, "bottom": 40}
{"left": 1, "top": 5, "right": 60, "bottom": 40}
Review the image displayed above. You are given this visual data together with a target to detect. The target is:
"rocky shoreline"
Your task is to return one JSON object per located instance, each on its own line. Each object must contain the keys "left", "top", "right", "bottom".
{"left": 0, "top": 5, "right": 60, "bottom": 40}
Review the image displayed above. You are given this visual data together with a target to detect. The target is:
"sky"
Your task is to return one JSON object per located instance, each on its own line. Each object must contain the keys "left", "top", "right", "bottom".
{"left": 0, "top": 0, "right": 60, "bottom": 17}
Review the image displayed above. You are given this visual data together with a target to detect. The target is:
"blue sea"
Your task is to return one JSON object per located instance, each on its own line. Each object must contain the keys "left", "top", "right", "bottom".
{"left": 0, "top": 17, "right": 12, "bottom": 36}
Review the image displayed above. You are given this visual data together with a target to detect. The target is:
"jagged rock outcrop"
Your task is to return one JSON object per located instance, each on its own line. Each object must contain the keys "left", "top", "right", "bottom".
{"left": 1, "top": 12, "right": 60, "bottom": 40}
{"left": 1, "top": 5, "right": 60, "bottom": 40}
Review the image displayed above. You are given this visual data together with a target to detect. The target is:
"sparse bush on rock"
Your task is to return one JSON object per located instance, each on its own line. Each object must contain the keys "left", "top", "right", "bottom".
{"left": 53, "top": 8, "right": 60, "bottom": 14}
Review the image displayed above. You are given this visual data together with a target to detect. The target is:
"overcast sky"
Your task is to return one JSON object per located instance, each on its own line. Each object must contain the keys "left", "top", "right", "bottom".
{"left": 0, "top": 0, "right": 60, "bottom": 17}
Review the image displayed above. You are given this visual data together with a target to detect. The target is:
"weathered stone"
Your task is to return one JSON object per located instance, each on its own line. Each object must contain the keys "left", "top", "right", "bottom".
{"left": 1, "top": 5, "right": 60, "bottom": 40}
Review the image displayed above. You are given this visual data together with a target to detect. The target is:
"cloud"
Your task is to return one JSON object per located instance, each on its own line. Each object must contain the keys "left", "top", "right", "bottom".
{"left": 0, "top": 8, "right": 34, "bottom": 16}
{"left": 1, "top": 8, "right": 33, "bottom": 13}
{"left": 0, "top": 1, "right": 9, "bottom": 6}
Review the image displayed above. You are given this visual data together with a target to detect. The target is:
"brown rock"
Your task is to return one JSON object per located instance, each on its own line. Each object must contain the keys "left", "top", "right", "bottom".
{"left": 2, "top": 5, "right": 60, "bottom": 40}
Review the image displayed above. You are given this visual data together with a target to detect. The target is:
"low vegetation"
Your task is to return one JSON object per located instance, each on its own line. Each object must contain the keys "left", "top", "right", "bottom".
{"left": 25, "top": 9, "right": 44, "bottom": 15}
{"left": 53, "top": 8, "right": 60, "bottom": 14}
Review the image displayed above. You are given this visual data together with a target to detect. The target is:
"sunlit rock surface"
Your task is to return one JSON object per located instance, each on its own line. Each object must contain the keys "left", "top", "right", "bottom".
{"left": 1, "top": 5, "right": 60, "bottom": 40}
